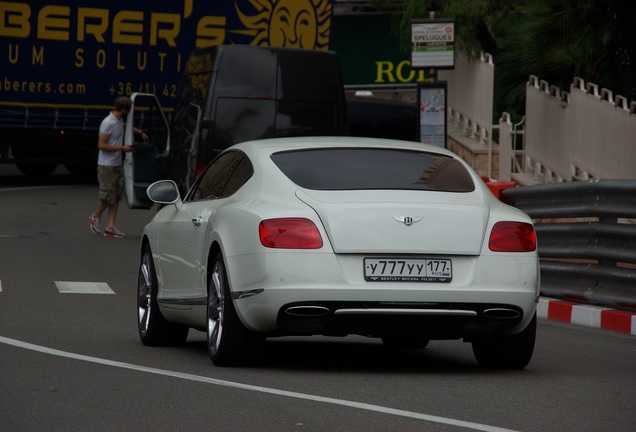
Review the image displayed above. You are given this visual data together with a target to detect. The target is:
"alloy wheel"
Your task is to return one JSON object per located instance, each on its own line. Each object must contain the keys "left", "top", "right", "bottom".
{"left": 207, "top": 260, "right": 225, "bottom": 356}
{"left": 138, "top": 251, "right": 153, "bottom": 336}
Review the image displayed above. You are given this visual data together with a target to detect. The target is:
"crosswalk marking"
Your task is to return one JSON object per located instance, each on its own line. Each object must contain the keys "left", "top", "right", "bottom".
{"left": 55, "top": 281, "right": 115, "bottom": 294}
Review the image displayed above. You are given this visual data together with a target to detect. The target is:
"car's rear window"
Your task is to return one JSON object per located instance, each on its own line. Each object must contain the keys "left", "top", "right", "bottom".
{"left": 270, "top": 148, "right": 475, "bottom": 192}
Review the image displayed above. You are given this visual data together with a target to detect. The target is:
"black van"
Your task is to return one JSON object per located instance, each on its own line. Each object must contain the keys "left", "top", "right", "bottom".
{"left": 124, "top": 45, "right": 348, "bottom": 209}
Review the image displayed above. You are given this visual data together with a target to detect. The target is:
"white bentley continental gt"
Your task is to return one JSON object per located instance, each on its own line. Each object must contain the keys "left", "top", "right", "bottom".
{"left": 137, "top": 137, "right": 539, "bottom": 368}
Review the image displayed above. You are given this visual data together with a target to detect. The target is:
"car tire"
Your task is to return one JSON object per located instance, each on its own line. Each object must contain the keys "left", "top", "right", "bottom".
{"left": 137, "top": 245, "right": 189, "bottom": 346}
{"left": 471, "top": 312, "right": 537, "bottom": 369}
{"left": 381, "top": 336, "right": 429, "bottom": 349}
{"left": 207, "top": 253, "right": 264, "bottom": 366}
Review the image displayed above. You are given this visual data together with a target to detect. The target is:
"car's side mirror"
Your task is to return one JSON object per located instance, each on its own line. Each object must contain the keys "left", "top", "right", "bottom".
{"left": 146, "top": 180, "right": 181, "bottom": 205}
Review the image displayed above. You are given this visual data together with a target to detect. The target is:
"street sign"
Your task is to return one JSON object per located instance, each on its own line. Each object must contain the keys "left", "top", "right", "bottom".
{"left": 411, "top": 19, "right": 455, "bottom": 69}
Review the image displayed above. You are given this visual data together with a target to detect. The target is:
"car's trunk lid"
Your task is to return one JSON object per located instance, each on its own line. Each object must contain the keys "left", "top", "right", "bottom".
{"left": 296, "top": 189, "right": 489, "bottom": 255}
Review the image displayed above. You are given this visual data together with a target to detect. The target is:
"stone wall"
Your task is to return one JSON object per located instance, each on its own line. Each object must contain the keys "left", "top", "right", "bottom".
{"left": 446, "top": 123, "right": 500, "bottom": 180}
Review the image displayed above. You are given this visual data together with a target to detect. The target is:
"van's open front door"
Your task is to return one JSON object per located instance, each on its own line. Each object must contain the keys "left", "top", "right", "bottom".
{"left": 124, "top": 93, "right": 170, "bottom": 209}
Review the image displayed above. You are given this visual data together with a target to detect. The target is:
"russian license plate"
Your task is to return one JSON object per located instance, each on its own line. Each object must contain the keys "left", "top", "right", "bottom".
{"left": 364, "top": 258, "right": 452, "bottom": 282}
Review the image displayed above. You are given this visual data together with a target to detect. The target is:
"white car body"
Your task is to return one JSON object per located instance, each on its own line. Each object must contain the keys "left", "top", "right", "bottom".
{"left": 138, "top": 136, "right": 540, "bottom": 368}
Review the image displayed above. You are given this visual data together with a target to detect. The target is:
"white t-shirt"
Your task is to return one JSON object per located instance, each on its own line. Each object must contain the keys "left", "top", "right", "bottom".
{"left": 97, "top": 112, "right": 124, "bottom": 166}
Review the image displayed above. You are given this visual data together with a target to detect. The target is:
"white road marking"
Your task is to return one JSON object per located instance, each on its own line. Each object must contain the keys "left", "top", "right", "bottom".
{"left": 0, "top": 336, "right": 517, "bottom": 432}
{"left": 55, "top": 281, "right": 115, "bottom": 294}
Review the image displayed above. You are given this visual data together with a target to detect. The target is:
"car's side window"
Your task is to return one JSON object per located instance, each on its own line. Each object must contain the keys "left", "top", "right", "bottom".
{"left": 186, "top": 151, "right": 253, "bottom": 201}
{"left": 221, "top": 156, "right": 253, "bottom": 196}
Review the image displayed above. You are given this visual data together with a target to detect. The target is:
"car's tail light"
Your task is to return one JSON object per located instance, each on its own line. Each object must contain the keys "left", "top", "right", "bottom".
{"left": 259, "top": 218, "right": 323, "bottom": 249}
{"left": 489, "top": 221, "right": 536, "bottom": 252}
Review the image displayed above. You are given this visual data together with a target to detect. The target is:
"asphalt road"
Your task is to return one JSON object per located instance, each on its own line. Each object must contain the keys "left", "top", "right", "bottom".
{"left": 1, "top": 164, "right": 636, "bottom": 432}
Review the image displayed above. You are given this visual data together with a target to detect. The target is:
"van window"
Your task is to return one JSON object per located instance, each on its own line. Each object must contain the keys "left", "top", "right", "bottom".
{"left": 129, "top": 96, "right": 169, "bottom": 155}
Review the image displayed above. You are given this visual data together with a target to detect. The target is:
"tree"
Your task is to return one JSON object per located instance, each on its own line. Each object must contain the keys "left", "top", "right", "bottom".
{"left": 606, "top": 0, "right": 636, "bottom": 101}
{"left": 371, "top": 0, "right": 636, "bottom": 119}
{"left": 496, "top": 0, "right": 617, "bottom": 118}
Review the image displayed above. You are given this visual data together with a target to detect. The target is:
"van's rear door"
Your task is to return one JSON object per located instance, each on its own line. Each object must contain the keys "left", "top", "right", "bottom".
{"left": 124, "top": 93, "right": 171, "bottom": 209}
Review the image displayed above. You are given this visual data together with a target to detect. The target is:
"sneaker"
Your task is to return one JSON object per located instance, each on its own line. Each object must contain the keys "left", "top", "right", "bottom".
{"left": 104, "top": 227, "right": 126, "bottom": 238}
{"left": 89, "top": 214, "right": 101, "bottom": 234}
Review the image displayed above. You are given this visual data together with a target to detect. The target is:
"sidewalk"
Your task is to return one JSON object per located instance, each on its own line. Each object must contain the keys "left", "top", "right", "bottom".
{"left": 538, "top": 297, "right": 636, "bottom": 336}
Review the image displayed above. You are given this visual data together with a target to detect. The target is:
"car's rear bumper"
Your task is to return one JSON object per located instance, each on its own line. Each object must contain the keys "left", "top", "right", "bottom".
{"left": 235, "top": 287, "right": 537, "bottom": 338}
{"left": 275, "top": 300, "right": 531, "bottom": 340}
{"left": 227, "top": 251, "right": 539, "bottom": 338}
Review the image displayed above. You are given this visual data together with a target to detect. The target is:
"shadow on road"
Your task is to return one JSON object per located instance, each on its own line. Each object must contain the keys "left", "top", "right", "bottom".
{"left": 179, "top": 336, "right": 481, "bottom": 374}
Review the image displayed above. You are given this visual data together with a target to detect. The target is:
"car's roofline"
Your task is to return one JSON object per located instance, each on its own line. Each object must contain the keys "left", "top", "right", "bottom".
{"left": 231, "top": 136, "right": 458, "bottom": 158}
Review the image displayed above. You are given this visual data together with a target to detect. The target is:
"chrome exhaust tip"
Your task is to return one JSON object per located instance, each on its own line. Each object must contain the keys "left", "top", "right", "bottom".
{"left": 482, "top": 308, "right": 522, "bottom": 320}
{"left": 285, "top": 306, "right": 331, "bottom": 318}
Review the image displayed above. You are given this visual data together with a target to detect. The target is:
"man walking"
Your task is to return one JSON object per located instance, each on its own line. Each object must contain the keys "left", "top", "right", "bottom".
{"left": 89, "top": 96, "right": 147, "bottom": 238}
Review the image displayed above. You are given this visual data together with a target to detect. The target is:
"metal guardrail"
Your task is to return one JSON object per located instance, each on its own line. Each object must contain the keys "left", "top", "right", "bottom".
{"left": 502, "top": 180, "right": 636, "bottom": 312}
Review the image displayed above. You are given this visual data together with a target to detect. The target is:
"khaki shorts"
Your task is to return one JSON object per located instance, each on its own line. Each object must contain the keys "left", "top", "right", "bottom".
{"left": 97, "top": 165, "right": 124, "bottom": 205}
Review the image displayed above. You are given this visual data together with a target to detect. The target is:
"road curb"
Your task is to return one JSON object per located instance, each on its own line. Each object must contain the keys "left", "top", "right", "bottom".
{"left": 538, "top": 297, "right": 636, "bottom": 336}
